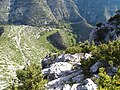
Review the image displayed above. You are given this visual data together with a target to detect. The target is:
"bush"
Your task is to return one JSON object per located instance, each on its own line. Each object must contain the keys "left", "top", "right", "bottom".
{"left": 15, "top": 63, "right": 47, "bottom": 90}
{"left": 92, "top": 40, "right": 120, "bottom": 66}
{"left": 97, "top": 67, "right": 120, "bottom": 90}
{"left": 65, "top": 41, "right": 96, "bottom": 54}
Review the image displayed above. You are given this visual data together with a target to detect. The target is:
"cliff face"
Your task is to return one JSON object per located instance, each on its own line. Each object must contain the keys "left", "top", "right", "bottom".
{"left": 74, "top": 0, "right": 120, "bottom": 25}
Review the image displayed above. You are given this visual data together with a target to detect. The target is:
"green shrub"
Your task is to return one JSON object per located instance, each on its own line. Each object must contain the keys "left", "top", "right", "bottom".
{"left": 15, "top": 63, "right": 47, "bottom": 90}
{"left": 66, "top": 41, "right": 96, "bottom": 54}
{"left": 92, "top": 40, "right": 120, "bottom": 66}
{"left": 97, "top": 67, "right": 120, "bottom": 90}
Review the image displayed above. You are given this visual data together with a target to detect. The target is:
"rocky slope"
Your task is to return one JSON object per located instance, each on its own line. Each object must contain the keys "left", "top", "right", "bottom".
{"left": 74, "top": 0, "right": 120, "bottom": 25}
{"left": 89, "top": 10, "right": 120, "bottom": 45}
{"left": 41, "top": 44, "right": 119, "bottom": 90}
{"left": 42, "top": 52, "right": 97, "bottom": 90}
{"left": 8, "top": 0, "right": 57, "bottom": 26}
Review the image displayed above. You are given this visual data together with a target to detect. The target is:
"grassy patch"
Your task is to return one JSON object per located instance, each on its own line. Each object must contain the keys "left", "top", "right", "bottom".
{"left": 39, "top": 30, "right": 59, "bottom": 51}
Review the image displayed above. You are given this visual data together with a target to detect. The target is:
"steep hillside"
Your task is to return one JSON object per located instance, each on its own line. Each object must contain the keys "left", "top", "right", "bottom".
{"left": 0, "top": 25, "right": 76, "bottom": 89}
{"left": 0, "top": 0, "right": 86, "bottom": 26}
{"left": 8, "top": 0, "right": 57, "bottom": 26}
{"left": 74, "top": 0, "right": 120, "bottom": 25}
{"left": 47, "top": 0, "right": 84, "bottom": 22}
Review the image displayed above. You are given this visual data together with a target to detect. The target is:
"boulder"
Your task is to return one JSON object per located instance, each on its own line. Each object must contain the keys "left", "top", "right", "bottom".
{"left": 90, "top": 62, "right": 102, "bottom": 74}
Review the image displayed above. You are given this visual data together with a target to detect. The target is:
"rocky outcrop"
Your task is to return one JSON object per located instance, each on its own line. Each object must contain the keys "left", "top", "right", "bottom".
{"left": 89, "top": 10, "right": 120, "bottom": 44}
{"left": 42, "top": 51, "right": 119, "bottom": 90}
{"left": 42, "top": 52, "right": 97, "bottom": 90}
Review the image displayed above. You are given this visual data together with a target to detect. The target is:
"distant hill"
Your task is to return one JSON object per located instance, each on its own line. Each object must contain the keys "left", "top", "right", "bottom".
{"left": 74, "top": 0, "right": 120, "bottom": 25}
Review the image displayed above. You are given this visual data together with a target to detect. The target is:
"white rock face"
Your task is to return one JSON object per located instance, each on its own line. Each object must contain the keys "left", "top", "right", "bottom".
{"left": 63, "top": 84, "right": 71, "bottom": 90}
{"left": 56, "top": 53, "right": 85, "bottom": 63}
{"left": 81, "top": 78, "right": 97, "bottom": 90}
{"left": 71, "top": 83, "right": 80, "bottom": 90}
{"left": 50, "top": 62, "right": 73, "bottom": 77}
{"left": 84, "top": 53, "right": 92, "bottom": 60}
{"left": 46, "top": 71, "right": 82, "bottom": 89}
{"left": 42, "top": 52, "right": 98, "bottom": 90}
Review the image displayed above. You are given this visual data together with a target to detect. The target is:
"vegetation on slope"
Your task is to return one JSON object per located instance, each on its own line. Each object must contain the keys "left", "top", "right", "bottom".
{"left": 15, "top": 63, "right": 47, "bottom": 90}
{"left": 0, "top": 24, "right": 77, "bottom": 89}
{"left": 66, "top": 40, "right": 120, "bottom": 89}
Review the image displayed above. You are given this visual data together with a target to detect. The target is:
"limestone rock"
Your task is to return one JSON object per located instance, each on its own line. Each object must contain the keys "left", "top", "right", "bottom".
{"left": 63, "top": 84, "right": 71, "bottom": 90}
{"left": 72, "top": 74, "right": 84, "bottom": 83}
{"left": 46, "top": 71, "right": 82, "bottom": 90}
{"left": 71, "top": 83, "right": 80, "bottom": 90}
{"left": 90, "top": 62, "right": 102, "bottom": 74}
{"left": 80, "top": 78, "right": 97, "bottom": 90}
{"left": 50, "top": 62, "right": 73, "bottom": 77}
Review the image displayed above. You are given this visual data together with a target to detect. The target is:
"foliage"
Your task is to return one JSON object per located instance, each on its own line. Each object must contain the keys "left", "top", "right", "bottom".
{"left": 66, "top": 41, "right": 96, "bottom": 54}
{"left": 15, "top": 63, "right": 47, "bottom": 90}
{"left": 66, "top": 40, "right": 120, "bottom": 67}
{"left": 97, "top": 67, "right": 120, "bottom": 90}
{"left": 92, "top": 40, "right": 120, "bottom": 66}
{"left": 65, "top": 45, "right": 82, "bottom": 54}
